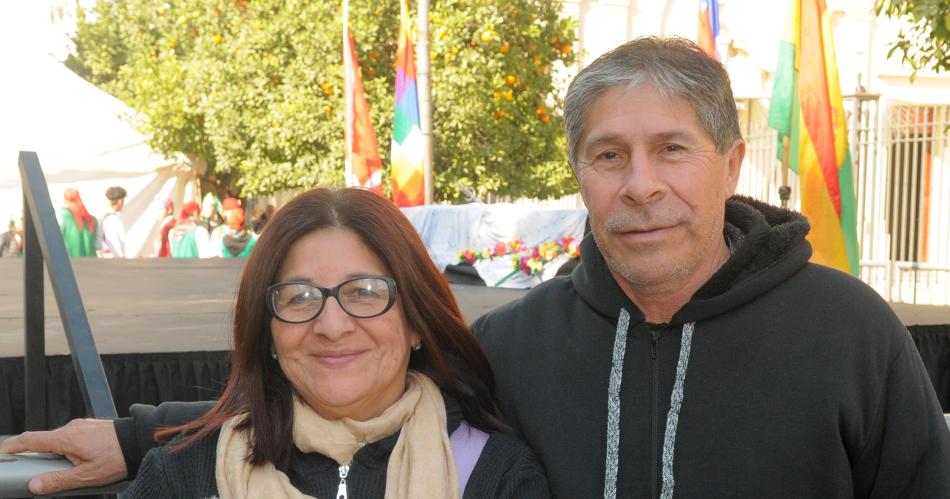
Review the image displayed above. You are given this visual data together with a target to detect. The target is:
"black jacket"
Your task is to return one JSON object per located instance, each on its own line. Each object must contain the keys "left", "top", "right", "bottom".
{"left": 118, "top": 396, "right": 549, "bottom": 498}
{"left": 472, "top": 196, "right": 950, "bottom": 498}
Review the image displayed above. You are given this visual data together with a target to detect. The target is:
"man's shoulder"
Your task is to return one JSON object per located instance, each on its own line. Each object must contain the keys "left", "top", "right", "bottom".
{"left": 476, "top": 276, "right": 575, "bottom": 327}
{"left": 472, "top": 276, "right": 578, "bottom": 354}
{"left": 776, "top": 262, "right": 906, "bottom": 345}
{"left": 792, "top": 263, "right": 894, "bottom": 314}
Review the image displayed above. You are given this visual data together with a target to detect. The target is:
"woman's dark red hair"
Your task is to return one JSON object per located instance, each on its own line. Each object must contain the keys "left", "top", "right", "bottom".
{"left": 157, "top": 188, "right": 506, "bottom": 469}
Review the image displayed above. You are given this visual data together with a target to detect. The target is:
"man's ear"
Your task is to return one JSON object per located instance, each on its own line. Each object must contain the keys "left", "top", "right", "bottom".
{"left": 725, "top": 139, "right": 745, "bottom": 195}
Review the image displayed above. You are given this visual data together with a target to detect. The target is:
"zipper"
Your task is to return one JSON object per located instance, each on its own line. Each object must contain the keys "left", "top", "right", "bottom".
{"left": 650, "top": 328, "right": 660, "bottom": 499}
{"left": 336, "top": 463, "right": 350, "bottom": 499}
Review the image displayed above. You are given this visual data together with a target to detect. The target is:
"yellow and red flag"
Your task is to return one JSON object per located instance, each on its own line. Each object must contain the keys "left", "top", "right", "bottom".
{"left": 343, "top": 0, "right": 383, "bottom": 194}
{"left": 768, "top": 0, "right": 859, "bottom": 275}
{"left": 390, "top": 0, "right": 425, "bottom": 207}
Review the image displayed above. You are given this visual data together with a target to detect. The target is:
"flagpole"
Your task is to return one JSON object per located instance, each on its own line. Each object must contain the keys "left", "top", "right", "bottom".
{"left": 342, "top": 0, "right": 351, "bottom": 187}
{"left": 416, "top": 0, "right": 433, "bottom": 204}
{"left": 780, "top": 136, "right": 791, "bottom": 208}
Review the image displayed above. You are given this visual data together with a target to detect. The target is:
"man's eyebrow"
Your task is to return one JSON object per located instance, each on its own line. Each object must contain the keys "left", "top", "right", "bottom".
{"left": 582, "top": 129, "right": 699, "bottom": 150}
{"left": 581, "top": 133, "right": 626, "bottom": 150}
{"left": 651, "top": 130, "right": 698, "bottom": 143}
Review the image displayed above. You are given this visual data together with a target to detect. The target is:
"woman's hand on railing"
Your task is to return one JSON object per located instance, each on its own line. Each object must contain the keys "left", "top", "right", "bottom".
{"left": 0, "top": 418, "right": 127, "bottom": 496}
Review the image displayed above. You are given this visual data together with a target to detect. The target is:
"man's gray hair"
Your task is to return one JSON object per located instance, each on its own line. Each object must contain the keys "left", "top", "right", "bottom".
{"left": 564, "top": 36, "right": 742, "bottom": 168}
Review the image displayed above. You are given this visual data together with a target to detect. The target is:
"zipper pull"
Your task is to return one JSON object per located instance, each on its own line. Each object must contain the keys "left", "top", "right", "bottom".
{"left": 336, "top": 463, "right": 350, "bottom": 499}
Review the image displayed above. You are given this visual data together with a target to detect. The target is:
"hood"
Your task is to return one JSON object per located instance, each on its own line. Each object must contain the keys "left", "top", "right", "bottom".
{"left": 223, "top": 231, "right": 251, "bottom": 256}
{"left": 572, "top": 195, "right": 812, "bottom": 325}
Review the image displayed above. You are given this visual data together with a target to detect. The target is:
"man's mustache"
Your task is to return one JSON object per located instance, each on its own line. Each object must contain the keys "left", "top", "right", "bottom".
{"left": 602, "top": 211, "right": 685, "bottom": 233}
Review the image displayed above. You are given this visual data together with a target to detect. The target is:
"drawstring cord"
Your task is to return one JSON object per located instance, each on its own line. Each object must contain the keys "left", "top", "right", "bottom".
{"left": 603, "top": 308, "right": 630, "bottom": 499}
{"left": 602, "top": 312, "right": 695, "bottom": 499}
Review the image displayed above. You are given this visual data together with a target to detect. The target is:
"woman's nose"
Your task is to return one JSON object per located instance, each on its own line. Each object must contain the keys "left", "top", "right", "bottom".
{"left": 312, "top": 297, "right": 355, "bottom": 340}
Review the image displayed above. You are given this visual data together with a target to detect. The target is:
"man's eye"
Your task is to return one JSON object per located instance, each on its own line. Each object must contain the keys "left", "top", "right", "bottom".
{"left": 590, "top": 151, "right": 623, "bottom": 166}
{"left": 664, "top": 144, "right": 685, "bottom": 153}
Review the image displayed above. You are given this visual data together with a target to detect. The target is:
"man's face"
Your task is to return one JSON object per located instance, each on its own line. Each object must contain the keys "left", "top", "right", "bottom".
{"left": 574, "top": 83, "right": 743, "bottom": 290}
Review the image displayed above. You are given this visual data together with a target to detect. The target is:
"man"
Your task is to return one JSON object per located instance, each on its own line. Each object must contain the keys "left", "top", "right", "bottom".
{"left": 0, "top": 213, "right": 24, "bottom": 257}
{"left": 3, "top": 37, "right": 948, "bottom": 497}
{"left": 471, "top": 37, "right": 950, "bottom": 498}
{"left": 99, "top": 186, "right": 127, "bottom": 258}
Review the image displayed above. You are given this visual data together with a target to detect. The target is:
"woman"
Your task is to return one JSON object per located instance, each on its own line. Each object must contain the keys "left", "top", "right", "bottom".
{"left": 59, "top": 189, "right": 98, "bottom": 257}
{"left": 123, "top": 188, "right": 549, "bottom": 498}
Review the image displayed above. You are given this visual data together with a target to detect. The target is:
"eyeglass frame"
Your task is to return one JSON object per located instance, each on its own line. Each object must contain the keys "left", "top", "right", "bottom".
{"left": 265, "top": 275, "right": 398, "bottom": 323}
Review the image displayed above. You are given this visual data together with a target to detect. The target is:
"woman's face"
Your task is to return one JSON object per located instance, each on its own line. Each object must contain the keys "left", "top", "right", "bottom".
{"left": 271, "top": 228, "right": 419, "bottom": 421}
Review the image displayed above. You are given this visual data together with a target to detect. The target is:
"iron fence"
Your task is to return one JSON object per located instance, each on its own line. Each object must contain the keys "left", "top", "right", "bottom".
{"left": 738, "top": 97, "right": 950, "bottom": 305}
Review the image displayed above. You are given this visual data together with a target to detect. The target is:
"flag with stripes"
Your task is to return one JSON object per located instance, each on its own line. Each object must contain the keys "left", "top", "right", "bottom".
{"left": 390, "top": 0, "right": 425, "bottom": 206}
{"left": 768, "top": 0, "right": 859, "bottom": 275}
{"left": 698, "top": 0, "right": 720, "bottom": 60}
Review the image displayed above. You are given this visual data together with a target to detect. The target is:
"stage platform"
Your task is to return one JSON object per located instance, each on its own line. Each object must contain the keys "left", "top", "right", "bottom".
{"left": 1, "top": 258, "right": 948, "bottom": 434}
{"left": 0, "top": 258, "right": 527, "bottom": 357}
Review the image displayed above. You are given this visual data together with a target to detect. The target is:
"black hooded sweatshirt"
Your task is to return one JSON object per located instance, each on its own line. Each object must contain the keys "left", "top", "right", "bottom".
{"left": 472, "top": 196, "right": 950, "bottom": 498}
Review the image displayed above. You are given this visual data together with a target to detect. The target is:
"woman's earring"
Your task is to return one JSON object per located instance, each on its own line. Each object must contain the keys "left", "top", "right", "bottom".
{"left": 271, "top": 345, "right": 278, "bottom": 359}
{"left": 412, "top": 343, "right": 422, "bottom": 352}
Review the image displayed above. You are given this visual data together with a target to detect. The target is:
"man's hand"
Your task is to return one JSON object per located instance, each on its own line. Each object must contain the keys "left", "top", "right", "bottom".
{"left": 0, "top": 418, "right": 128, "bottom": 495}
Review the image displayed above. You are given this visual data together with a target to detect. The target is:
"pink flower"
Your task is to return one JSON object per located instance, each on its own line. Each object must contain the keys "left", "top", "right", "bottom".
{"left": 493, "top": 242, "right": 507, "bottom": 256}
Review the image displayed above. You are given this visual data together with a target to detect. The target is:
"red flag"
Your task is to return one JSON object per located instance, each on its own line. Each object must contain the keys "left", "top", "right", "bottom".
{"left": 343, "top": 3, "right": 383, "bottom": 194}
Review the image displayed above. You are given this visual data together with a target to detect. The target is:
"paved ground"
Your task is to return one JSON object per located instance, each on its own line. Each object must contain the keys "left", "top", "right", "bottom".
{"left": 0, "top": 258, "right": 527, "bottom": 356}
{"left": 1, "top": 258, "right": 947, "bottom": 357}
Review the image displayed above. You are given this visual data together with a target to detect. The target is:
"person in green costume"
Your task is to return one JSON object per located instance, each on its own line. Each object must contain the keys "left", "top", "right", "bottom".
{"left": 59, "top": 189, "right": 98, "bottom": 257}
{"left": 170, "top": 201, "right": 210, "bottom": 258}
{"left": 219, "top": 207, "right": 256, "bottom": 257}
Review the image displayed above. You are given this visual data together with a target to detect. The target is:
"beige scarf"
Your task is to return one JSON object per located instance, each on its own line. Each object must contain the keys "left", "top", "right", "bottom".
{"left": 215, "top": 371, "right": 459, "bottom": 499}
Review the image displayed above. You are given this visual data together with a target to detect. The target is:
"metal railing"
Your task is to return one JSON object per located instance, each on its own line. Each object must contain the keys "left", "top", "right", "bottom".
{"left": 0, "top": 151, "right": 123, "bottom": 498}
{"left": 737, "top": 98, "right": 950, "bottom": 306}
{"left": 19, "top": 151, "right": 117, "bottom": 425}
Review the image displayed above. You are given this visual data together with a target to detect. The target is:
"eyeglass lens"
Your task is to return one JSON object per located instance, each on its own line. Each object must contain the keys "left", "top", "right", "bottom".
{"left": 271, "top": 277, "right": 393, "bottom": 322}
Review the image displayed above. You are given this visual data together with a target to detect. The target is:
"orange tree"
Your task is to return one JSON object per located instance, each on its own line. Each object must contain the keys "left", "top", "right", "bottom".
{"left": 874, "top": 0, "right": 950, "bottom": 78}
{"left": 67, "top": 0, "right": 577, "bottom": 201}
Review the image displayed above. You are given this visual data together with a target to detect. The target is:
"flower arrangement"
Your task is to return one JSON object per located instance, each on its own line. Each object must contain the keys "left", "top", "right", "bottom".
{"left": 456, "top": 240, "right": 524, "bottom": 265}
{"left": 512, "top": 237, "right": 579, "bottom": 277}
{"left": 456, "top": 236, "right": 580, "bottom": 285}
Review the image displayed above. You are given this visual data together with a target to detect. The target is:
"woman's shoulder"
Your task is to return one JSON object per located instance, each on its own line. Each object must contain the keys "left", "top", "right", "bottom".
{"left": 123, "top": 431, "right": 221, "bottom": 499}
{"left": 465, "top": 429, "right": 551, "bottom": 499}
{"left": 481, "top": 430, "right": 542, "bottom": 468}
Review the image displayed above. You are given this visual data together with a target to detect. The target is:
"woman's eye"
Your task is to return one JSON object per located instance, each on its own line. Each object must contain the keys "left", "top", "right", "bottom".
{"left": 288, "top": 290, "right": 317, "bottom": 304}
{"left": 348, "top": 287, "right": 379, "bottom": 299}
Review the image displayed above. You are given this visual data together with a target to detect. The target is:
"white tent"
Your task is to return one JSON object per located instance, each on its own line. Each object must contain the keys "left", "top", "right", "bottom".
{"left": 0, "top": 2, "right": 201, "bottom": 257}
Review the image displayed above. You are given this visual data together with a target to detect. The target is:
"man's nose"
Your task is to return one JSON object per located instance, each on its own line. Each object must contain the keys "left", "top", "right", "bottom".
{"left": 620, "top": 150, "right": 665, "bottom": 204}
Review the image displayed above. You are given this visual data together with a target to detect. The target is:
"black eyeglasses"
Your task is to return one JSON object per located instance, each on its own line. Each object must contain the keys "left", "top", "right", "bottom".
{"left": 266, "top": 275, "right": 397, "bottom": 323}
